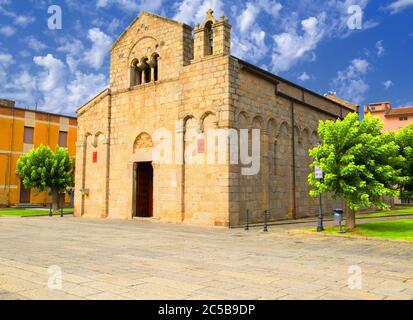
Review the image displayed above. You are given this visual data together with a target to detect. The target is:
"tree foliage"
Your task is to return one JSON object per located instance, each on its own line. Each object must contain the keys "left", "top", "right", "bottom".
{"left": 308, "top": 113, "right": 407, "bottom": 229}
{"left": 393, "top": 124, "right": 413, "bottom": 201}
{"left": 16, "top": 145, "right": 74, "bottom": 210}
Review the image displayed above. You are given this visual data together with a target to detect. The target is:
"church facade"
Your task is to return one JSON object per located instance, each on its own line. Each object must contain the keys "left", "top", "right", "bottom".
{"left": 74, "top": 10, "right": 356, "bottom": 227}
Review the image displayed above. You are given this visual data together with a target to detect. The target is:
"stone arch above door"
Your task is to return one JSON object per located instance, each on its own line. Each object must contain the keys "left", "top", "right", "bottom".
{"left": 133, "top": 132, "right": 153, "bottom": 162}
{"left": 134, "top": 132, "right": 153, "bottom": 152}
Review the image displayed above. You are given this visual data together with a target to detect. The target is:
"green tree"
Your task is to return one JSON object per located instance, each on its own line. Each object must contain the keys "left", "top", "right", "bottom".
{"left": 16, "top": 145, "right": 75, "bottom": 211}
{"left": 393, "top": 124, "right": 413, "bottom": 202}
{"left": 308, "top": 113, "right": 407, "bottom": 231}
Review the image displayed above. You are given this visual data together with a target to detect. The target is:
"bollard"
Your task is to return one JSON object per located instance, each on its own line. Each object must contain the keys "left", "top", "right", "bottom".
{"left": 245, "top": 209, "right": 249, "bottom": 231}
{"left": 49, "top": 203, "right": 52, "bottom": 217}
{"left": 263, "top": 210, "right": 268, "bottom": 232}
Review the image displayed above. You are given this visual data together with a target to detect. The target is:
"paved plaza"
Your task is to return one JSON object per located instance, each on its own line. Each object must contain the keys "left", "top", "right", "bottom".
{"left": 0, "top": 216, "right": 412, "bottom": 300}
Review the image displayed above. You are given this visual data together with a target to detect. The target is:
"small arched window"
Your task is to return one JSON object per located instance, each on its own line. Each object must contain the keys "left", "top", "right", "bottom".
{"left": 139, "top": 58, "right": 151, "bottom": 83}
{"left": 205, "top": 21, "right": 213, "bottom": 56}
{"left": 145, "top": 68, "right": 151, "bottom": 83}
{"left": 130, "top": 59, "right": 141, "bottom": 87}
{"left": 151, "top": 54, "right": 159, "bottom": 82}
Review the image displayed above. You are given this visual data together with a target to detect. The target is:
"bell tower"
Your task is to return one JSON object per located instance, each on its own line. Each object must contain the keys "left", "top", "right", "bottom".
{"left": 193, "top": 9, "right": 232, "bottom": 60}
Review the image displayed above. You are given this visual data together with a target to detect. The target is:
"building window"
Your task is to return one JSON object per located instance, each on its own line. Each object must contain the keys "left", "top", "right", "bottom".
{"left": 130, "top": 59, "right": 141, "bottom": 87}
{"left": 59, "top": 131, "right": 68, "bottom": 147}
{"left": 151, "top": 54, "right": 159, "bottom": 82}
{"left": 144, "top": 66, "right": 151, "bottom": 83}
{"left": 205, "top": 21, "right": 213, "bottom": 56}
{"left": 130, "top": 54, "right": 160, "bottom": 86}
{"left": 399, "top": 116, "right": 408, "bottom": 121}
{"left": 24, "top": 127, "right": 34, "bottom": 144}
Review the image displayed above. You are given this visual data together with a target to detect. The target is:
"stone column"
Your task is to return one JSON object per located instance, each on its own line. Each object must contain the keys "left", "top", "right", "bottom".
{"left": 152, "top": 162, "right": 160, "bottom": 219}
{"left": 151, "top": 67, "right": 155, "bottom": 83}
{"left": 175, "top": 120, "right": 185, "bottom": 222}
{"left": 261, "top": 129, "right": 270, "bottom": 215}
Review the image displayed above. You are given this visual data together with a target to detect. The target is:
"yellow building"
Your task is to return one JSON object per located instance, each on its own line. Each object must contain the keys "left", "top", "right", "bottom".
{"left": 0, "top": 99, "right": 77, "bottom": 207}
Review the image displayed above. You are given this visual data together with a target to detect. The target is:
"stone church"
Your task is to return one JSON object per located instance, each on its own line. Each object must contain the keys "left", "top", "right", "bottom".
{"left": 74, "top": 10, "right": 356, "bottom": 227}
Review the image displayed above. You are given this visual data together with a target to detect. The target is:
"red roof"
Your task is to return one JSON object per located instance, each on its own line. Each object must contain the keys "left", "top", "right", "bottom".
{"left": 385, "top": 106, "right": 413, "bottom": 117}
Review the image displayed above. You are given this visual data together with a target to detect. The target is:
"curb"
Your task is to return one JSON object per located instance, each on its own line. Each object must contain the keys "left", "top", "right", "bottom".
{"left": 287, "top": 229, "right": 413, "bottom": 244}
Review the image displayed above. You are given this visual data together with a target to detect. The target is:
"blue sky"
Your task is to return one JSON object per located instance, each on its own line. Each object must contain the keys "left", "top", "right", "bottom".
{"left": 0, "top": 0, "right": 412, "bottom": 116}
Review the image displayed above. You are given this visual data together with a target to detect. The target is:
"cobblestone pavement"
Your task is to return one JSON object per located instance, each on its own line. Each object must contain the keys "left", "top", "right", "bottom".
{"left": 0, "top": 216, "right": 412, "bottom": 300}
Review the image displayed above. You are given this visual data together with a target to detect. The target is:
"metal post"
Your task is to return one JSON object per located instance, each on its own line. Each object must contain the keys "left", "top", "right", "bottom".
{"left": 49, "top": 202, "right": 52, "bottom": 217}
{"left": 60, "top": 195, "right": 64, "bottom": 218}
{"left": 317, "top": 193, "right": 324, "bottom": 232}
{"left": 245, "top": 209, "right": 249, "bottom": 231}
{"left": 338, "top": 220, "right": 343, "bottom": 233}
{"left": 263, "top": 210, "right": 268, "bottom": 232}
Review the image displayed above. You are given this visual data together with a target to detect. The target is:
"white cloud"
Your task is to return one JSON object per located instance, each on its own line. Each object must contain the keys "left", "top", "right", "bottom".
{"left": 232, "top": 26, "right": 269, "bottom": 61}
{"left": 14, "top": 15, "right": 35, "bottom": 27}
{"left": 375, "top": 40, "right": 385, "bottom": 57}
{"left": 33, "top": 54, "right": 67, "bottom": 112}
{"left": 67, "top": 72, "right": 107, "bottom": 108}
{"left": 387, "top": 0, "right": 413, "bottom": 14}
{"left": 26, "top": 36, "right": 47, "bottom": 52}
{"left": 237, "top": 3, "right": 260, "bottom": 33}
{"left": 173, "top": 0, "right": 223, "bottom": 26}
{"left": 0, "top": 52, "right": 14, "bottom": 65}
{"left": 57, "top": 37, "right": 85, "bottom": 57}
{"left": 97, "top": 0, "right": 163, "bottom": 12}
{"left": 19, "top": 50, "right": 31, "bottom": 58}
{"left": 66, "top": 56, "right": 79, "bottom": 74}
{"left": 107, "top": 18, "right": 122, "bottom": 34}
{"left": 83, "top": 28, "right": 112, "bottom": 70}
{"left": 24, "top": 53, "right": 109, "bottom": 114}
{"left": 382, "top": 80, "right": 394, "bottom": 90}
{"left": 258, "top": 0, "right": 282, "bottom": 16}
{"left": 331, "top": 58, "right": 370, "bottom": 104}
{"left": 231, "top": 1, "right": 281, "bottom": 61}
{"left": 171, "top": 0, "right": 374, "bottom": 73}
{"left": 236, "top": 0, "right": 281, "bottom": 33}
{"left": 0, "top": 25, "right": 15, "bottom": 37}
{"left": 271, "top": 14, "right": 325, "bottom": 73}
{"left": 0, "top": 2, "right": 35, "bottom": 27}
{"left": 298, "top": 72, "right": 311, "bottom": 81}
{"left": 0, "top": 52, "right": 14, "bottom": 80}
{"left": 1, "top": 70, "right": 38, "bottom": 107}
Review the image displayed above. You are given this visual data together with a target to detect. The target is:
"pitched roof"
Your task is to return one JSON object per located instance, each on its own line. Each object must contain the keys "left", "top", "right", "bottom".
{"left": 324, "top": 95, "right": 359, "bottom": 112}
{"left": 385, "top": 106, "right": 413, "bottom": 117}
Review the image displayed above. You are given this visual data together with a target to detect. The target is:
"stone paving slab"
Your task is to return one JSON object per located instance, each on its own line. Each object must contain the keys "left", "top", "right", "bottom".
{"left": 0, "top": 216, "right": 412, "bottom": 300}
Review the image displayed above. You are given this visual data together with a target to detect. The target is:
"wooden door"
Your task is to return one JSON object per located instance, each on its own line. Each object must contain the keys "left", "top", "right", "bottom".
{"left": 136, "top": 162, "right": 153, "bottom": 217}
{"left": 20, "top": 181, "right": 31, "bottom": 203}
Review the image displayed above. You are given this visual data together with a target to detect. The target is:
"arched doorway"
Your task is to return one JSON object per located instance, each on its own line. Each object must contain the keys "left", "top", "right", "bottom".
{"left": 134, "top": 162, "right": 153, "bottom": 218}
{"left": 133, "top": 132, "right": 154, "bottom": 218}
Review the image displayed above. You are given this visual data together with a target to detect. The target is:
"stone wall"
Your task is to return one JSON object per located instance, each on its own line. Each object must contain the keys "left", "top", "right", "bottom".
{"left": 74, "top": 90, "right": 110, "bottom": 218}
{"left": 227, "top": 57, "right": 351, "bottom": 226}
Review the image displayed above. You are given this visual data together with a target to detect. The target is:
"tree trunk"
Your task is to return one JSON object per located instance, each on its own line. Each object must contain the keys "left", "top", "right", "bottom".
{"left": 346, "top": 209, "right": 356, "bottom": 231}
{"left": 51, "top": 189, "right": 60, "bottom": 212}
